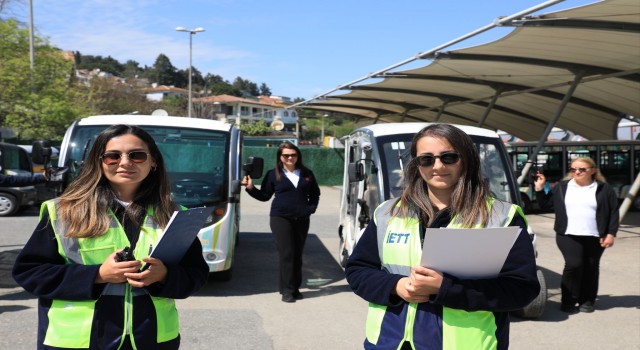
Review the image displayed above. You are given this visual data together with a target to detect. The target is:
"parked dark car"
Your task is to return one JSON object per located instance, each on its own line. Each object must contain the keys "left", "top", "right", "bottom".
{"left": 0, "top": 142, "right": 38, "bottom": 216}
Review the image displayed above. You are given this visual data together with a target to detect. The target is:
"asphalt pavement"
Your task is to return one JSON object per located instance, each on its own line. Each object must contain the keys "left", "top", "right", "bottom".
{"left": 1, "top": 187, "right": 638, "bottom": 349}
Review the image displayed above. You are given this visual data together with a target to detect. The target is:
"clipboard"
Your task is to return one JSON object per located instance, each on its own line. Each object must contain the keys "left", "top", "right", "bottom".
{"left": 420, "top": 227, "right": 520, "bottom": 279}
{"left": 143, "top": 206, "right": 214, "bottom": 268}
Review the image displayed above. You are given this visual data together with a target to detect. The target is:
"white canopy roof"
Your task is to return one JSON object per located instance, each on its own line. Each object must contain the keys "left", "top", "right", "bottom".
{"left": 295, "top": 0, "right": 640, "bottom": 141}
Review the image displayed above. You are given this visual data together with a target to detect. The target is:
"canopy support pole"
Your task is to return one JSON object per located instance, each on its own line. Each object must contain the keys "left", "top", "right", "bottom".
{"left": 619, "top": 171, "right": 640, "bottom": 222}
{"left": 477, "top": 90, "right": 501, "bottom": 128}
{"left": 434, "top": 101, "right": 447, "bottom": 122}
{"left": 517, "top": 71, "right": 584, "bottom": 185}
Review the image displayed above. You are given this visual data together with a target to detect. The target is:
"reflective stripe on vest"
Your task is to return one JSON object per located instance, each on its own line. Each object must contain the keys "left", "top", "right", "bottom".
{"left": 368, "top": 198, "right": 520, "bottom": 349}
{"left": 42, "top": 200, "right": 180, "bottom": 348}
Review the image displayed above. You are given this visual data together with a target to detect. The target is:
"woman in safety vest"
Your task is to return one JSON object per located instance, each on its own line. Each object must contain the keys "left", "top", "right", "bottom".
{"left": 345, "top": 124, "right": 540, "bottom": 350}
{"left": 13, "top": 125, "right": 209, "bottom": 349}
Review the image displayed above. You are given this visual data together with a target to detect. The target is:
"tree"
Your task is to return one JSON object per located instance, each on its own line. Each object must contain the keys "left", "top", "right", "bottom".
{"left": 0, "top": 19, "right": 81, "bottom": 141}
{"left": 147, "top": 53, "right": 177, "bottom": 86}
{"left": 239, "top": 120, "right": 272, "bottom": 136}
{"left": 203, "top": 73, "right": 240, "bottom": 96}
{"left": 232, "top": 76, "right": 259, "bottom": 96}
{"left": 259, "top": 83, "right": 271, "bottom": 96}
{"left": 176, "top": 66, "right": 204, "bottom": 90}
{"left": 121, "top": 59, "right": 143, "bottom": 79}
{"left": 75, "top": 53, "right": 124, "bottom": 75}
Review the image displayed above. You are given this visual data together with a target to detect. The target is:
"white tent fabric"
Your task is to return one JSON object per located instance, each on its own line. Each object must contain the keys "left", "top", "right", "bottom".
{"left": 297, "top": 0, "right": 640, "bottom": 141}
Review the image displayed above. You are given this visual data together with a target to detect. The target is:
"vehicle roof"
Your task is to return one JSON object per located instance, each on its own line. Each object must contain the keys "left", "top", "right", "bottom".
{"left": 77, "top": 115, "right": 233, "bottom": 132}
{"left": 355, "top": 122, "right": 499, "bottom": 139}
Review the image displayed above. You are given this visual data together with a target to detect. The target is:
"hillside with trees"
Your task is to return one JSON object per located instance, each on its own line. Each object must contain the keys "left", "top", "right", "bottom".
{"left": 0, "top": 15, "right": 355, "bottom": 144}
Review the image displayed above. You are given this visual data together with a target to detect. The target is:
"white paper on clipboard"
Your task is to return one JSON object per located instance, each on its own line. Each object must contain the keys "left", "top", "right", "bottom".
{"left": 420, "top": 227, "right": 521, "bottom": 279}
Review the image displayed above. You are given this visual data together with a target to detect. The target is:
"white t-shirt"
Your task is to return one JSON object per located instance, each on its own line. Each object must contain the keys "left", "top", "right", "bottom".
{"left": 283, "top": 168, "right": 301, "bottom": 188}
{"left": 564, "top": 179, "right": 599, "bottom": 237}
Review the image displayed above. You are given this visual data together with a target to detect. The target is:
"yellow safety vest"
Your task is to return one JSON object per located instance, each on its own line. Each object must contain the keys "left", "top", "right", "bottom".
{"left": 366, "top": 198, "right": 523, "bottom": 350}
{"left": 41, "top": 200, "right": 179, "bottom": 349}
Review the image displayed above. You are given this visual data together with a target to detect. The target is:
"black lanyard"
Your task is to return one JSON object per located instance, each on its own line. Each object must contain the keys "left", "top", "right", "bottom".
{"left": 419, "top": 221, "right": 426, "bottom": 248}
{"left": 112, "top": 203, "right": 145, "bottom": 250}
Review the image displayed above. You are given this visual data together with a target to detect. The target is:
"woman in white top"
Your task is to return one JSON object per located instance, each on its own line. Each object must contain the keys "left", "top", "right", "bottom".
{"left": 534, "top": 157, "right": 618, "bottom": 313}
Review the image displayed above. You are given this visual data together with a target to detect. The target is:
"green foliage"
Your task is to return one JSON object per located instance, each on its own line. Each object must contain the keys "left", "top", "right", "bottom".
{"left": 296, "top": 114, "right": 356, "bottom": 141}
{"left": 0, "top": 17, "right": 288, "bottom": 143}
{"left": 0, "top": 19, "right": 81, "bottom": 141}
{"left": 149, "top": 53, "right": 177, "bottom": 86}
{"left": 69, "top": 51, "right": 271, "bottom": 99}
{"left": 75, "top": 52, "right": 124, "bottom": 75}
{"left": 233, "top": 77, "right": 259, "bottom": 96}
{"left": 239, "top": 120, "right": 272, "bottom": 136}
{"left": 259, "top": 83, "right": 271, "bottom": 97}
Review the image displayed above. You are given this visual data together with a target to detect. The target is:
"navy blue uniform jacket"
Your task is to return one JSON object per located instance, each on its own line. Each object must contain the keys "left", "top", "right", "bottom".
{"left": 12, "top": 207, "right": 209, "bottom": 350}
{"left": 246, "top": 168, "right": 321, "bottom": 219}
{"left": 345, "top": 209, "right": 540, "bottom": 349}
{"left": 536, "top": 180, "right": 619, "bottom": 238}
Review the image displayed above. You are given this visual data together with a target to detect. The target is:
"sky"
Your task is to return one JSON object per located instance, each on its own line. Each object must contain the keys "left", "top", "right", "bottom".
{"left": 4, "top": 0, "right": 596, "bottom": 100}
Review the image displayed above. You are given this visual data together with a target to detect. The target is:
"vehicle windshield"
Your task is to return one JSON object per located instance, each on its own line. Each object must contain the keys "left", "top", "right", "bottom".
{"left": 0, "top": 145, "right": 32, "bottom": 176}
{"left": 63, "top": 125, "right": 230, "bottom": 207}
{"left": 376, "top": 134, "right": 515, "bottom": 203}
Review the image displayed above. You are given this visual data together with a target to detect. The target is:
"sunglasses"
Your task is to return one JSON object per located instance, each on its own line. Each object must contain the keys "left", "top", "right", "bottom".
{"left": 101, "top": 151, "right": 150, "bottom": 165}
{"left": 569, "top": 167, "right": 591, "bottom": 173}
{"left": 415, "top": 152, "right": 460, "bottom": 167}
{"left": 281, "top": 154, "right": 298, "bottom": 159}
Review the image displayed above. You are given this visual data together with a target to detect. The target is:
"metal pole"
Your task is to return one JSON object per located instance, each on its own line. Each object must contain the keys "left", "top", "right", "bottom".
{"left": 619, "top": 172, "right": 640, "bottom": 222}
{"left": 477, "top": 90, "right": 501, "bottom": 127}
{"left": 517, "top": 71, "right": 584, "bottom": 185}
{"left": 188, "top": 32, "right": 193, "bottom": 118}
{"left": 28, "top": 0, "right": 34, "bottom": 69}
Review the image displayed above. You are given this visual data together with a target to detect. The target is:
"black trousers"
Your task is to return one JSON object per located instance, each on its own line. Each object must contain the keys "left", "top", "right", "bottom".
{"left": 556, "top": 234, "right": 605, "bottom": 306}
{"left": 270, "top": 216, "right": 310, "bottom": 295}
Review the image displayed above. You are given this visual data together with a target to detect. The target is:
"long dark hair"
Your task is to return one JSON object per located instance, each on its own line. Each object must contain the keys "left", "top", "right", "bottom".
{"left": 395, "top": 123, "right": 491, "bottom": 227}
{"left": 58, "top": 124, "right": 176, "bottom": 237}
{"left": 274, "top": 142, "right": 309, "bottom": 181}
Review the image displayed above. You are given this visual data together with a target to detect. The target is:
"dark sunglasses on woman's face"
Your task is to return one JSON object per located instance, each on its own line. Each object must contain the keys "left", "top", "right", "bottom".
{"left": 281, "top": 154, "right": 298, "bottom": 159}
{"left": 101, "top": 151, "right": 150, "bottom": 165}
{"left": 415, "top": 152, "right": 460, "bottom": 167}
{"left": 569, "top": 167, "right": 591, "bottom": 173}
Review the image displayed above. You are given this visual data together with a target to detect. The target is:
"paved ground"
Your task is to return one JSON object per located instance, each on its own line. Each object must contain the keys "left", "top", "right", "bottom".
{"left": 1, "top": 186, "right": 639, "bottom": 349}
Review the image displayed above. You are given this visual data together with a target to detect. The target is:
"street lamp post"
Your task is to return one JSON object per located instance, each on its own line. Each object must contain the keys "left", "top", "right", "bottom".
{"left": 176, "top": 26, "right": 205, "bottom": 118}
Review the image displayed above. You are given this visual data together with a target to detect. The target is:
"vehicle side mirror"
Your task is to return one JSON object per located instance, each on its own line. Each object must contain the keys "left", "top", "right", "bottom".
{"left": 243, "top": 156, "right": 264, "bottom": 179}
{"left": 348, "top": 163, "right": 365, "bottom": 182}
{"left": 32, "top": 139, "right": 52, "bottom": 165}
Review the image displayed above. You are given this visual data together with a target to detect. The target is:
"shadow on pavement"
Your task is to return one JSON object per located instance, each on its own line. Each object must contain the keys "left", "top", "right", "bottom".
{"left": 0, "top": 249, "right": 20, "bottom": 289}
{"left": 197, "top": 232, "right": 348, "bottom": 298}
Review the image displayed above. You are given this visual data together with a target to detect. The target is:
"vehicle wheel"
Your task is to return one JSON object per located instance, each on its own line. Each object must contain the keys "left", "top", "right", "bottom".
{"left": 513, "top": 269, "right": 547, "bottom": 318}
{"left": 338, "top": 234, "right": 349, "bottom": 268}
{"left": 0, "top": 193, "right": 18, "bottom": 217}
{"left": 211, "top": 268, "right": 233, "bottom": 282}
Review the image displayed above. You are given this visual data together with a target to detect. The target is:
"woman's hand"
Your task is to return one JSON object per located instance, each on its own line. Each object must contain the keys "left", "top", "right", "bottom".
{"left": 241, "top": 175, "right": 253, "bottom": 190}
{"left": 533, "top": 172, "right": 546, "bottom": 191}
{"left": 600, "top": 234, "right": 615, "bottom": 248}
{"left": 95, "top": 252, "right": 142, "bottom": 284}
{"left": 124, "top": 257, "right": 168, "bottom": 288}
{"left": 394, "top": 266, "right": 443, "bottom": 303}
